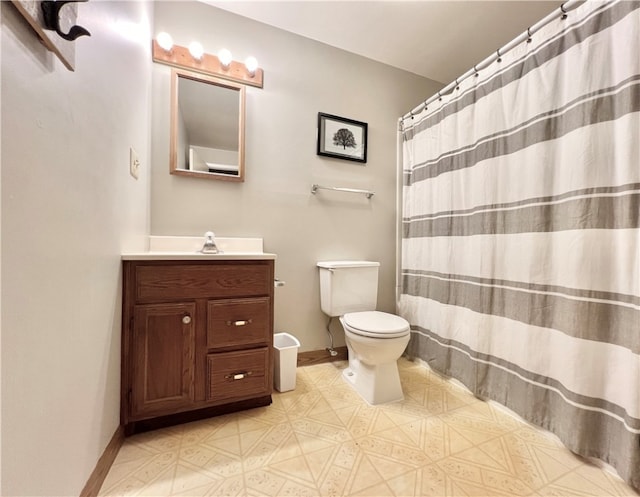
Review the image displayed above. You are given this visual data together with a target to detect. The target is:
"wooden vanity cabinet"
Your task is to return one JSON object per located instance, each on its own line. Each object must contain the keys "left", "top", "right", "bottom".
{"left": 121, "top": 259, "right": 274, "bottom": 434}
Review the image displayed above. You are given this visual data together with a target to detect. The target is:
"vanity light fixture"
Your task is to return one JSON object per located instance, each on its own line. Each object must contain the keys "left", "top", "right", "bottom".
{"left": 151, "top": 38, "right": 263, "bottom": 88}
{"left": 218, "top": 49, "right": 233, "bottom": 69}
{"left": 156, "top": 32, "right": 173, "bottom": 52}
{"left": 189, "top": 41, "right": 204, "bottom": 60}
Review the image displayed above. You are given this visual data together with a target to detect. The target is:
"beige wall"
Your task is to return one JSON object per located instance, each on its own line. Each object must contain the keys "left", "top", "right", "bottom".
{"left": 1, "top": 1, "right": 152, "bottom": 495}
{"left": 151, "top": 2, "right": 442, "bottom": 352}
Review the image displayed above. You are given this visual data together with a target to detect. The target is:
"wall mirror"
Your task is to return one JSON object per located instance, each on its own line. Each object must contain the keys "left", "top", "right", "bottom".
{"left": 170, "top": 68, "right": 246, "bottom": 181}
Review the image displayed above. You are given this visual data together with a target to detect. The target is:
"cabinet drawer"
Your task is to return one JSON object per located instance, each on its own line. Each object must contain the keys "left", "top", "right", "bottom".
{"left": 207, "top": 348, "right": 270, "bottom": 403}
{"left": 134, "top": 263, "right": 271, "bottom": 302}
{"left": 207, "top": 298, "right": 270, "bottom": 349}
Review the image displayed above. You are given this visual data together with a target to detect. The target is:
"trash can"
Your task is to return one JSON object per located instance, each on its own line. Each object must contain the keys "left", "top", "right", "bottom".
{"left": 273, "top": 332, "right": 301, "bottom": 392}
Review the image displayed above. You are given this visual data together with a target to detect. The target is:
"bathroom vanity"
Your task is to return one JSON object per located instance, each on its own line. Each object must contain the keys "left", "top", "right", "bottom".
{"left": 121, "top": 239, "right": 276, "bottom": 434}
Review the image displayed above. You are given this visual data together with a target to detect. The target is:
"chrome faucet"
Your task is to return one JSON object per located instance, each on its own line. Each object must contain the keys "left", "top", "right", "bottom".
{"left": 201, "top": 231, "right": 221, "bottom": 254}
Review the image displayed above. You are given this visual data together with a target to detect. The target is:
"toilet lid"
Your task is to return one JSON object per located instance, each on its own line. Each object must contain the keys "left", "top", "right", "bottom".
{"left": 343, "top": 311, "right": 410, "bottom": 338}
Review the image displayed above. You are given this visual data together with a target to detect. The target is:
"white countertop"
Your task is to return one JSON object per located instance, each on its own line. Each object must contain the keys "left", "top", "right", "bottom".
{"left": 121, "top": 236, "right": 276, "bottom": 261}
{"left": 122, "top": 252, "right": 276, "bottom": 261}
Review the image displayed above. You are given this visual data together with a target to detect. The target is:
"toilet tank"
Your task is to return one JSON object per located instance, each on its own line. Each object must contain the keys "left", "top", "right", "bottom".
{"left": 317, "top": 261, "right": 380, "bottom": 316}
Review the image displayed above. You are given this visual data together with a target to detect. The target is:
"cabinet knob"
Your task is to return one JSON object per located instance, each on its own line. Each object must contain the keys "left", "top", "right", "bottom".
{"left": 182, "top": 315, "right": 192, "bottom": 324}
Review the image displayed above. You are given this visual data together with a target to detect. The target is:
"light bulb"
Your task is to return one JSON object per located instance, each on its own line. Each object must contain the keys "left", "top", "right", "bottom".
{"left": 189, "top": 41, "right": 204, "bottom": 60}
{"left": 245, "top": 56, "right": 258, "bottom": 76}
{"left": 156, "top": 32, "right": 173, "bottom": 51}
{"left": 218, "top": 48, "right": 232, "bottom": 68}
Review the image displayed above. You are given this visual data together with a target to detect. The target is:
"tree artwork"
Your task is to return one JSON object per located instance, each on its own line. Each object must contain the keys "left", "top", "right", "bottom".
{"left": 333, "top": 128, "right": 357, "bottom": 150}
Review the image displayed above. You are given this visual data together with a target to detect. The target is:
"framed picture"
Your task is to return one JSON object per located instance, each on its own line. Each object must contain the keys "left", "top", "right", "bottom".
{"left": 317, "top": 113, "right": 368, "bottom": 163}
{"left": 10, "top": 0, "right": 83, "bottom": 71}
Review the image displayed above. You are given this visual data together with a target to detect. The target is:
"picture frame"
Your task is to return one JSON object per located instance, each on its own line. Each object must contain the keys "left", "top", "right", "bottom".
{"left": 317, "top": 113, "right": 368, "bottom": 163}
{"left": 10, "top": 0, "right": 82, "bottom": 71}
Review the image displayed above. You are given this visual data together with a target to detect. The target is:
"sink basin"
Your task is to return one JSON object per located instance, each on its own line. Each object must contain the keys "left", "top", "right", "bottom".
{"left": 121, "top": 236, "right": 276, "bottom": 261}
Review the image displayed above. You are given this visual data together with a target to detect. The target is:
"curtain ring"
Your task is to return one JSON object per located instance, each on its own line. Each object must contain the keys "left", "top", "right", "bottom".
{"left": 560, "top": 3, "right": 568, "bottom": 19}
{"left": 527, "top": 27, "right": 533, "bottom": 43}
{"left": 496, "top": 48, "right": 502, "bottom": 63}
{"left": 438, "top": 91, "right": 442, "bottom": 102}
{"left": 455, "top": 78, "right": 460, "bottom": 90}
{"left": 474, "top": 65, "right": 479, "bottom": 77}
{"left": 409, "top": 110, "right": 414, "bottom": 120}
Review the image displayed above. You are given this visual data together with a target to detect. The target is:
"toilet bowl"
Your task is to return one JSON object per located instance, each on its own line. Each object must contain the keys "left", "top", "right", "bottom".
{"left": 339, "top": 311, "right": 410, "bottom": 405}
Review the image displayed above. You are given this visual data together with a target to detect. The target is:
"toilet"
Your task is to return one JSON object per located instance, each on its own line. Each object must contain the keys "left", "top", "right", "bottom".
{"left": 317, "top": 261, "right": 410, "bottom": 405}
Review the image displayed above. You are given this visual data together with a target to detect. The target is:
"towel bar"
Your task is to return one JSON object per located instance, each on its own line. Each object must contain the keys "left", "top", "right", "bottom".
{"left": 311, "top": 184, "right": 375, "bottom": 199}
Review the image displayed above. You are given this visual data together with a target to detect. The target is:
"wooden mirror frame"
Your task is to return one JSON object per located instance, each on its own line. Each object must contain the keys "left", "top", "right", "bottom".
{"left": 170, "top": 68, "right": 246, "bottom": 182}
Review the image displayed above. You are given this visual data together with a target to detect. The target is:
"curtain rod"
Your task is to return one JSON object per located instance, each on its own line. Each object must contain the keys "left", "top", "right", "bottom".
{"left": 402, "top": 0, "right": 584, "bottom": 121}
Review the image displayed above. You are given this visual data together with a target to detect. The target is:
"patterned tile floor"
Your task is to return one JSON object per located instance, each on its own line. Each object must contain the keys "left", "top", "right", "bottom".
{"left": 99, "top": 359, "right": 639, "bottom": 496}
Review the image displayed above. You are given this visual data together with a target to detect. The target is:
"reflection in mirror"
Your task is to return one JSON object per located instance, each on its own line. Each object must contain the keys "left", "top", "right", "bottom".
{"left": 170, "top": 68, "right": 246, "bottom": 181}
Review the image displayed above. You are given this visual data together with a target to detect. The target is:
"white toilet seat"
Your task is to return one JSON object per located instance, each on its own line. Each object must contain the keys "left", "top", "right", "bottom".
{"left": 342, "top": 311, "right": 410, "bottom": 339}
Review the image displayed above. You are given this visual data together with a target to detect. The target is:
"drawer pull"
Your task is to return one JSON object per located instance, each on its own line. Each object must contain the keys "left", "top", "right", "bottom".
{"left": 182, "top": 315, "right": 192, "bottom": 324}
{"left": 225, "top": 371, "right": 253, "bottom": 381}
{"left": 227, "top": 319, "right": 252, "bottom": 327}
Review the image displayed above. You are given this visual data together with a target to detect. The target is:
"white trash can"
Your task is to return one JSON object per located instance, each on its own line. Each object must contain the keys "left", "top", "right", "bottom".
{"left": 273, "top": 332, "right": 301, "bottom": 392}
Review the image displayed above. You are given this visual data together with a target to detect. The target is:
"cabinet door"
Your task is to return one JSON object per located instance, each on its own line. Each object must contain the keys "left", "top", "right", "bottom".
{"left": 131, "top": 303, "right": 196, "bottom": 419}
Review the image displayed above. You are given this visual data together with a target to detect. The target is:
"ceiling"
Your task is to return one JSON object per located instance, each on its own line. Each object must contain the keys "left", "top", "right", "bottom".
{"left": 206, "top": 1, "right": 561, "bottom": 84}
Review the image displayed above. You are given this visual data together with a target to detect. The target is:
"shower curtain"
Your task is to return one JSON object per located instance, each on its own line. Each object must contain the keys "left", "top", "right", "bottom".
{"left": 399, "top": 0, "right": 639, "bottom": 489}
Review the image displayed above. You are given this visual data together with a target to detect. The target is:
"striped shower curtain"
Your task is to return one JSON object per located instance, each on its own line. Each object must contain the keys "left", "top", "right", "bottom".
{"left": 399, "top": 1, "right": 639, "bottom": 489}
